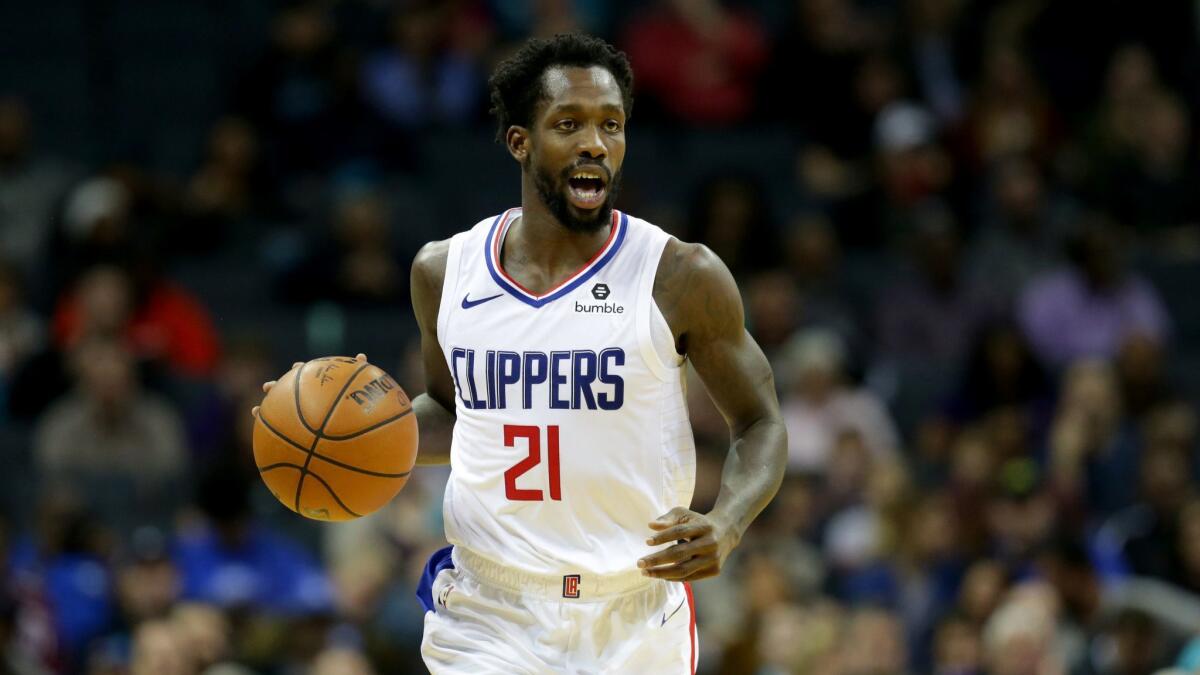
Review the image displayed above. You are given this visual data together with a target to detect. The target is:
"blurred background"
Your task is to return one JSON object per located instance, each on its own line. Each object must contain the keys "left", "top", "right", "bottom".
{"left": 2, "top": 0, "right": 1200, "bottom": 673}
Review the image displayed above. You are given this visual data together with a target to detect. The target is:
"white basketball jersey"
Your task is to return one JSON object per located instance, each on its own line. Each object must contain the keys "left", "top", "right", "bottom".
{"left": 435, "top": 208, "right": 696, "bottom": 576}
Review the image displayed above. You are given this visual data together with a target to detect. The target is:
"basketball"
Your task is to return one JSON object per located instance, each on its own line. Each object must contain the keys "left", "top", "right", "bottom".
{"left": 252, "top": 356, "right": 418, "bottom": 521}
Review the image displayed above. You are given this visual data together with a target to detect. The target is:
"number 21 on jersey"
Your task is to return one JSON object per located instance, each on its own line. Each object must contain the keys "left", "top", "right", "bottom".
{"left": 503, "top": 424, "right": 561, "bottom": 501}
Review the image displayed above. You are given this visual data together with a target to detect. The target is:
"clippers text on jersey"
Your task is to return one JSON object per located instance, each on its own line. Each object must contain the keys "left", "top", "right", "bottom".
{"left": 449, "top": 347, "right": 625, "bottom": 410}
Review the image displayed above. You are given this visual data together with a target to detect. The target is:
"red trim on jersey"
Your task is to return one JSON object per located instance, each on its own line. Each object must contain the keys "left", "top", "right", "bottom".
{"left": 685, "top": 582, "right": 697, "bottom": 674}
{"left": 491, "top": 209, "right": 620, "bottom": 299}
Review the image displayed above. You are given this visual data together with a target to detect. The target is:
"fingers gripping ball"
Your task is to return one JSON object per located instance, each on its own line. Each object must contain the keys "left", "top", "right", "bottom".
{"left": 252, "top": 356, "right": 418, "bottom": 521}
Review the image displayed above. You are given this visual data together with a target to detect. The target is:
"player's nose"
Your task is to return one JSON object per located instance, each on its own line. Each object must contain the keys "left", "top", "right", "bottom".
{"left": 577, "top": 125, "right": 606, "bottom": 160}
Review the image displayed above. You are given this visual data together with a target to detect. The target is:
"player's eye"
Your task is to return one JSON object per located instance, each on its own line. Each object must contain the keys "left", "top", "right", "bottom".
{"left": 604, "top": 120, "right": 622, "bottom": 133}
{"left": 556, "top": 119, "right": 577, "bottom": 131}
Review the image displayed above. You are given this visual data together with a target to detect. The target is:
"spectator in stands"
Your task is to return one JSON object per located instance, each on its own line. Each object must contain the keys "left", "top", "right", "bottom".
{"left": 944, "top": 321, "right": 1052, "bottom": 430}
{"left": 1036, "top": 537, "right": 1200, "bottom": 674}
{"left": 7, "top": 496, "right": 117, "bottom": 672}
{"left": 930, "top": 612, "right": 982, "bottom": 675}
{"left": 234, "top": 1, "right": 363, "bottom": 180}
{"left": 181, "top": 116, "right": 278, "bottom": 252}
{"left": 779, "top": 328, "right": 900, "bottom": 474}
{"left": 1101, "top": 90, "right": 1200, "bottom": 235}
{"left": 1083, "top": 44, "right": 1166, "bottom": 188}
{"left": 184, "top": 336, "right": 274, "bottom": 464}
{"left": 33, "top": 335, "right": 186, "bottom": 536}
{"left": 766, "top": 0, "right": 886, "bottom": 148}
{"left": 902, "top": 0, "right": 968, "bottom": 126}
{"left": 1046, "top": 359, "right": 1143, "bottom": 519}
{"left": 173, "top": 461, "right": 333, "bottom": 616}
{"left": 875, "top": 103, "right": 956, "bottom": 212}
{"left": 87, "top": 526, "right": 180, "bottom": 671}
{"left": 1104, "top": 417, "right": 1197, "bottom": 582}
{"left": 686, "top": 173, "right": 778, "bottom": 279}
{"left": 962, "top": 43, "right": 1058, "bottom": 169}
{"left": 129, "top": 619, "right": 190, "bottom": 675}
{"left": 1174, "top": 500, "right": 1200, "bottom": 596}
{"left": 792, "top": 42, "right": 902, "bottom": 211}
{"left": 51, "top": 175, "right": 135, "bottom": 295}
{"left": 0, "top": 97, "right": 79, "bottom": 277}
{"left": 980, "top": 583, "right": 1066, "bottom": 675}
{"left": 115, "top": 529, "right": 179, "bottom": 627}
{"left": 0, "top": 517, "right": 57, "bottom": 674}
{"left": 892, "top": 493, "right": 966, "bottom": 667}
{"left": 52, "top": 263, "right": 221, "bottom": 378}
{"left": 826, "top": 101, "right": 956, "bottom": 249}
{"left": 876, "top": 201, "right": 990, "bottom": 365}
{"left": 0, "top": 259, "right": 44, "bottom": 407}
{"left": 792, "top": 46, "right": 909, "bottom": 177}
{"left": 1019, "top": 215, "right": 1171, "bottom": 367}
{"left": 624, "top": 0, "right": 769, "bottom": 126}
{"left": 822, "top": 454, "right": 911, "bottom": 598}
{"left": 276, "top": 189, "right": 406, "bottom": 307}
{"left": 956, "top": 559, "right": 1009, "bottom": 629}
{"left": 783, "top": 213, "right": 867, "bottom": 351}
{"left": 986, "top": 460, "right": 1059, "bottom": 576}
{"left": 360, "top": 3, "right": 483, "bottom": 131}
{"left": 311, "top": 647, "right": 378, "bottom": 675}
{"left": 1115, "top": 333, "right": 1175, "bottom": 422}
{"left": 942, "top": 431, "right": 1000, "bottom": 555}
{"left": 170, "top": 603, "right": 232, "bottom": 674}
{"left": 744, "top": 270, "right": 801, "bottom": 360}
{"left": 966, "top": 155, "right": 1074, "bottom": 314}
{"left": 836, "top": 607, "right": 911, "bottom": 674}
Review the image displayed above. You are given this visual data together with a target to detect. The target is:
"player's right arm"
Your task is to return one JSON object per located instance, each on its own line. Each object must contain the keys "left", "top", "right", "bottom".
{"left": 408, "top": 239, "right": 457, "bottom": 466}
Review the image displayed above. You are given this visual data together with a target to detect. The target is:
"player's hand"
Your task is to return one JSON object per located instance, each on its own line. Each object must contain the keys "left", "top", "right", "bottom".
{"left": 251, "top": 353, "right": 368, "bottom": 417}
{"left": 637, "top": 507, "right": 737, "bottom": 582}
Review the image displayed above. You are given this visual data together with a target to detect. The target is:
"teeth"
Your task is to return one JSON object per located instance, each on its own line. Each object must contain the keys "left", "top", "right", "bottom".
{"left": 572, "top": 172, "right": 602, "bottom": 180}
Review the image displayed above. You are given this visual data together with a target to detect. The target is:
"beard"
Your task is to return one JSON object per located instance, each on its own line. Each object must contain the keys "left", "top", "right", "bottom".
{"left": 530, "top": 161, "right": 622, "bottom": 233}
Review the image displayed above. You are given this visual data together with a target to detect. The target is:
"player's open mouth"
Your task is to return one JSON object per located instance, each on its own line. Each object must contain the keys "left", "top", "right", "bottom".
{"left": 567, "top": 169, "right": 607, "bottom": 209}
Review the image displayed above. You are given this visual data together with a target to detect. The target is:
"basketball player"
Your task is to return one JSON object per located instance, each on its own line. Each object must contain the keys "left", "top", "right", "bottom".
{"left": 260, "top": 34, "right": 785, "bottom": 673}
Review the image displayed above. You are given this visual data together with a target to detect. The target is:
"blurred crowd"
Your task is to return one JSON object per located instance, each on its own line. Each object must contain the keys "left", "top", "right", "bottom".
{"left": 2, "top": 0, "right": 1200, "bottom": 674}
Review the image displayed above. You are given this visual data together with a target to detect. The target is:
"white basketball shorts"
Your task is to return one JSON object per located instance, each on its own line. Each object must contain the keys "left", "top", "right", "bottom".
{"left": 417, "top": 546, "right": 697, "bottom": 674}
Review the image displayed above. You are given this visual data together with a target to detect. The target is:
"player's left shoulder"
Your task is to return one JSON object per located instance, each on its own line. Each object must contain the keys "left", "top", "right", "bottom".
{"left": 653, "top": 238, "right": 743, "bottom": 344}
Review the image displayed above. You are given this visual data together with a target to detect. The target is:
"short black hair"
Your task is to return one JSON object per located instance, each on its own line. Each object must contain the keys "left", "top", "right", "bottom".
{"left": 488, "top": 33, "right": 634, "bottom": 142}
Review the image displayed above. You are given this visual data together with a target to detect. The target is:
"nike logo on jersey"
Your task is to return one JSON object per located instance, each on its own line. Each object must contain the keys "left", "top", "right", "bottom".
{"left": 662, "top": 597, "right": 686, "bottom": 626}
{"left": 461, "top": 293, "right": 503, "bottom": 309}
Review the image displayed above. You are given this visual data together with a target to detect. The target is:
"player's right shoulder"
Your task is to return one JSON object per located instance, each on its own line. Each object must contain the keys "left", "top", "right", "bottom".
{"left": 411, "top": 238, "right": 452, "bottom": 328}
{"left": 412, "top": 238, "right": 452, "bottom": 288}
{"left": 412, "top": 213, "right": 506, "bottom": 301}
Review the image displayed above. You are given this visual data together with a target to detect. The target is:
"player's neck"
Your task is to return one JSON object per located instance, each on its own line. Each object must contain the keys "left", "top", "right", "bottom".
{"left": 510, "top": 193, "right": 612, "bottom": 271}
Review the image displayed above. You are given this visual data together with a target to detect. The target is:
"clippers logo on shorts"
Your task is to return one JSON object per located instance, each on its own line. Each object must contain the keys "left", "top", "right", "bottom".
{"left": 562, "top": 575, "right": 581, "bottom": 599}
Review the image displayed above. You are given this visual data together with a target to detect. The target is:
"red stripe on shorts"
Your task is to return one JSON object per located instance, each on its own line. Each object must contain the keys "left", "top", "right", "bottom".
{"left": 684, "top": 582, "right": 696, "bottom": 674}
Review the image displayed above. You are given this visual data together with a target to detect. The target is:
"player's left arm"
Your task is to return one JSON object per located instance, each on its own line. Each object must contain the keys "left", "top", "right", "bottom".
{"left": 639, "top": 241, "right": 787, "bottom": 581}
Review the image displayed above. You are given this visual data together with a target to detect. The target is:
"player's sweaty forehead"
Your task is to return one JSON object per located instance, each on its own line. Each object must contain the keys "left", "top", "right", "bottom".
{"left": 537, "top": 66, "right": 625, "bottom": 120}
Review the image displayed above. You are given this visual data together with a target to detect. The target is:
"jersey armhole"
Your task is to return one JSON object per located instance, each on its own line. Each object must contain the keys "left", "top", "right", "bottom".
{"left": 636, "top": 235, "right": 684, "bottom": 382}
{"left": 435, "top": 233, "right": 467, "bottom": 352}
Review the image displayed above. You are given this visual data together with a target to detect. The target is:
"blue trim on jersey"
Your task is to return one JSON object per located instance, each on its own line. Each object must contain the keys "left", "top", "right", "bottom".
{"left": 485, "top": 211, "right": 628, "bottom": 308}
{"left": 415, "top": 545, "right": 455, "bottom": 613}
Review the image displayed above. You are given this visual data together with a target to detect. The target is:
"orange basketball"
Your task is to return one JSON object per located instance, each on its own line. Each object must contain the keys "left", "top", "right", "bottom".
{"left": 252, "top": 356, "right": 418, "bottom": 521}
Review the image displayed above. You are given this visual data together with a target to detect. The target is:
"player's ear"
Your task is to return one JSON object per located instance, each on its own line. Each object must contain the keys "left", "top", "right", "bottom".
{"left": 506, "top": 126, "right": 530, "bottom": 163}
